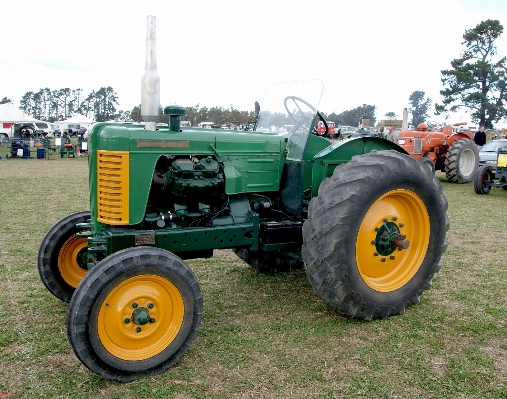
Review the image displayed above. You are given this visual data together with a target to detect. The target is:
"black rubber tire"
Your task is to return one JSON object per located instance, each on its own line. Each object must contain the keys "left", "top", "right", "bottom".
{"left": 420, "top": 157, "right": 435, "bottom": 174}
{"left": 302, "top": 150, "right": 449, "bottom": 320}
{"left": 474, "top": 165, "right": 494, "bottom": 194}
{"left": 445, "top": 138, "right": 479, "bottom": 183}
{"left": 67, "top": 247, "right": 202, "bottom": 382}
{"left": 38, "top": 211, "right": 91, "bottom": 302}
{"left": 19, "top": 125, "right": 35, "bottom": 139}
{"left": 233, "top": 247, "right": 303, "bottom": 272}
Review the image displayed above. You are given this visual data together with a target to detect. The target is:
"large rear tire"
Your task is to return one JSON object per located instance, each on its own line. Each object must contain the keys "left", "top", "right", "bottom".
{"left": 474, "top": 165, "right": 494, "bottom": 194}
{"left": 302, "top": 150, "right": 449, "bottom": 320}
{"left": 67, "top": 247, "right": 202, "bottom": 382}
{"left": 38, "top": 211, "right": 91, "bottom": 302}
{"left": 445, "top": 138, "right": 479, "bottom": 183}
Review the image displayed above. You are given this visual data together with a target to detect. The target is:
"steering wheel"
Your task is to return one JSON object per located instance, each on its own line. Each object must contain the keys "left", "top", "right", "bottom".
{"left": 283, "top": 96, "right": 328, "bottom": 136}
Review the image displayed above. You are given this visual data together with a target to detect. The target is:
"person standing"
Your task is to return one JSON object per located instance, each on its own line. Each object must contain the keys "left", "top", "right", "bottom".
{"left": 474, "top": 124, "right": 487, "bottom": 147}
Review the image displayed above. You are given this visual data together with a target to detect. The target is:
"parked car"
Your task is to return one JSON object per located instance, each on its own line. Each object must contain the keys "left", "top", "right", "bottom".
{"left": 35, "top": 122, "right": 53, "bottom": 137}
{"left": 478, "top": 139, "right": 507, "bottom": 168}
{"left": 50, "top": 124, "right": 61, "bottom": 137}
{"left": 14, "top": 122, "right": 44, "bottom": 138}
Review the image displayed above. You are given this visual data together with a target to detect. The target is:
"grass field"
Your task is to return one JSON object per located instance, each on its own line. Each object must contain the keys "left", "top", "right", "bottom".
{"left": 0, "top": 148, "right": 506, "bottom": 399}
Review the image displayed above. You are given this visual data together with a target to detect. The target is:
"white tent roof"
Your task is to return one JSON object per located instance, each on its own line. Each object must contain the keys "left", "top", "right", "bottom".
{"left": 63, "top": 114, "right": 94, "bottom": 123}
{"left": 0, "top": 103, "right": 38, "bottom": 123}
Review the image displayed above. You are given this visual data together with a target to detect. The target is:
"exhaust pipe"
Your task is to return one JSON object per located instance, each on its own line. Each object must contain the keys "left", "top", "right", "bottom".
{"left": 141, "top": 15, "right": 160, "bottom": 131}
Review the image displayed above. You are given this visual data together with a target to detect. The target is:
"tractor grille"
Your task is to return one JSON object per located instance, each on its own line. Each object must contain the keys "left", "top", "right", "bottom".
{"left": 97, "top": 150, "right": 129, "bottom": 225}
{"left": 414, "top": 138, "right": 422, "bottom": 154}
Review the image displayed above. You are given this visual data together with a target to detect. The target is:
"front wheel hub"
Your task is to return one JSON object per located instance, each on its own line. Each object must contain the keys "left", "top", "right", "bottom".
{"left": 131, "top": 307, "right": 151, "bottom": 325}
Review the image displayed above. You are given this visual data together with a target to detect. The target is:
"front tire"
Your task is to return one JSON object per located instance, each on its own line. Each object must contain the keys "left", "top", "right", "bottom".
{"left": 302, "top": 150, "right": 449, "bottom": 320}
{"left": 474, "top": 165, "right": 494, "bottom": 194}
{"left": 67, "top": 247, "right": 202, "bottom": 382}
{"left": 445, "top": 138, "right": 479, "bottom": 183}
{"left": 420, "top": 157, "right": 435, "bottom": 174}
{"left": 38, "top": 211, "right": 91, "bottom": 302}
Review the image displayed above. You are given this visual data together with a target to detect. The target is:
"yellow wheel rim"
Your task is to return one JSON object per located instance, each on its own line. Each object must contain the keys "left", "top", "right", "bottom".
{"left": 356, "top": 189, "right": 430, "bottom": 292}
{"left": 97, "top": 274, "right": 184, "bottom": 361}
{"left": 58, "top": 234, "right": 88, "bottom": 288}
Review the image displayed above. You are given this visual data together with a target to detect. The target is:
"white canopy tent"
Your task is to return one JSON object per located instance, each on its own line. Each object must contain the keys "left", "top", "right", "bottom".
{"left": 57, "top": 114, "right": 94, "bottom": 130}
{"left": 0, "top": 103, "right": 46, "bottom": 138}
{"left": 0, "top": 103, "right": 40, "bottom": 123}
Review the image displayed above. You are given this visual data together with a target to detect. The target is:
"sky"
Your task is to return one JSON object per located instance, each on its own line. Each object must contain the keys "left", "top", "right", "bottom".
{"left": 1, "top": 0, "right": 507, "bottom": 125}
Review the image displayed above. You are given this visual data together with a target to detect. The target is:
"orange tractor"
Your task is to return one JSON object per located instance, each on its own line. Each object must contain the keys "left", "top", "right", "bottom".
{"left": 397, "top": 122, "right": 479, "bottom": 183}
{"left": 315, "top": 120, "right": 336, "bottom": 138}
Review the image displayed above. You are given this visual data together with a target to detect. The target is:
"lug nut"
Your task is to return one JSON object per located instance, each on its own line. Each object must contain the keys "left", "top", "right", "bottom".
{"left": 390, "top": 255, "right": 395, "bottom": 260}
{"left": 399, "top": 223, "right": 404, "bottom": 227}
{"left": 147, "top": 303, "right": 154, "bottom": 309}
{"left": 149, "top": 317, "right": 156, "bottom": 323}
{"left": 124, "top": 318, "right": 130, "bottom": 324}
{"left": 383, "top": 218, "right": 388, "bottom": 223}
{"left": 371, "top": 240, "right": 376, "bottom": 245}
{"left": 132, "top": 302, "right": 138, "bottom": 308}
{"left": 392, "top": 217, "right": 397, "bottom": 221}
{"left": 381, "top": 258, "right": 386, "bottom": 262}
{"left": 136, "top": 327, "right": 142, "bottom": 333}
{"left": 374, "top": 252, "right": 379, "bottom": 256}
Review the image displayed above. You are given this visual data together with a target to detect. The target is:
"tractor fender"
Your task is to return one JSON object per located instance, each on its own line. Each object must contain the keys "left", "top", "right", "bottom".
{"left": 447, "top": 132, "right": 473, "bottom": 145}
{"left": 310, "top": 136, "right": 408, "bottom": 197}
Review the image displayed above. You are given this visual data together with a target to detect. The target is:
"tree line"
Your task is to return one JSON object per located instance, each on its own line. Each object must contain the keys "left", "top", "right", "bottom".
{"left": 129, "top": 104, "right": 257, "bottom": 127}
{"left": 7, "top": 87, "right": 123, "bottom": 123}
{"left": 2, "top": 19, "right": 506, "bottom": 129}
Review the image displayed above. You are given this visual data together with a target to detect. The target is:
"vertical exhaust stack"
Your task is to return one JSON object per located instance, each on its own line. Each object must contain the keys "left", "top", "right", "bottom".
{"left": 141, "top": 15, "right": 160, "bottom": 131}
{"left": 402, "top": 108, "right": 408, "bottom": 130}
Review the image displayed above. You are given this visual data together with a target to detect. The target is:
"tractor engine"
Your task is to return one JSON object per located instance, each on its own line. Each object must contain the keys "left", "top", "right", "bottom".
{"left": 151, "top": 155, "right": 225, "bottom": 226}
{"left": 165, "top": 156, "right": 223, "bottom": 197}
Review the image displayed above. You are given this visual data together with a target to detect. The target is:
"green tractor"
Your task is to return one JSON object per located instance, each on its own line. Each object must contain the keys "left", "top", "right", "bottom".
{"left": 37, "top": 16, "right": 449, "bottom": 382}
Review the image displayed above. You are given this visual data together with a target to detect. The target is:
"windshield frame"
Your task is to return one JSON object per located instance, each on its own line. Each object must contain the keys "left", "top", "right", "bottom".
{"left": 255, "top": 80, "right": 324, "bottom": 161}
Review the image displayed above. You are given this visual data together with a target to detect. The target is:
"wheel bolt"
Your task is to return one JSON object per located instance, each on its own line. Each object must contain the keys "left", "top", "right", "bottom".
{"left": 390, "top": 255, "right": 395, "bottom": 260}
{"left": 132, "top": 302, "right": 138, "bottom": 308}
{"left": 374, "top": 252, "right": 379, "bottom": 256}
{"left": 401, "top": 234, "right": 406, "bottom": 239}
{"left": 124, "top": 318, "right": 130, "bottom": 324}
{"left": 149, "top": 317, "right": 156, "bottom": 323}
{"left": 136, "top": 327, "right": 142, "bottom": 333}
{"left": 375, "top": 227, "right": 379, "bottom": 232}
{"left": 381, "top": 258, "right": 386, "bottom": 262}
{"left": 398, "top": 247, "right": 402, "bottom": 251}
{"left": 383, "top": 218, "right": 388, "bottom": 223}
{"left": 399, "top": 223, "right": 404, "bottom": 227}
{"left": 148, "top": 303, "right": 154, "bottom": 309}
{"left": 392, "top": 217, "right": 397, "bottom": 221}
{"left": 371, "top": 240, "right": 376, "bottom": 245}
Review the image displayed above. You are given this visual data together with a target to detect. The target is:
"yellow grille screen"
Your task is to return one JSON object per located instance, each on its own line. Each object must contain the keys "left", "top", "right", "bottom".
{"left": 97, "top": 150, "right": 129, "bottom": 225}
